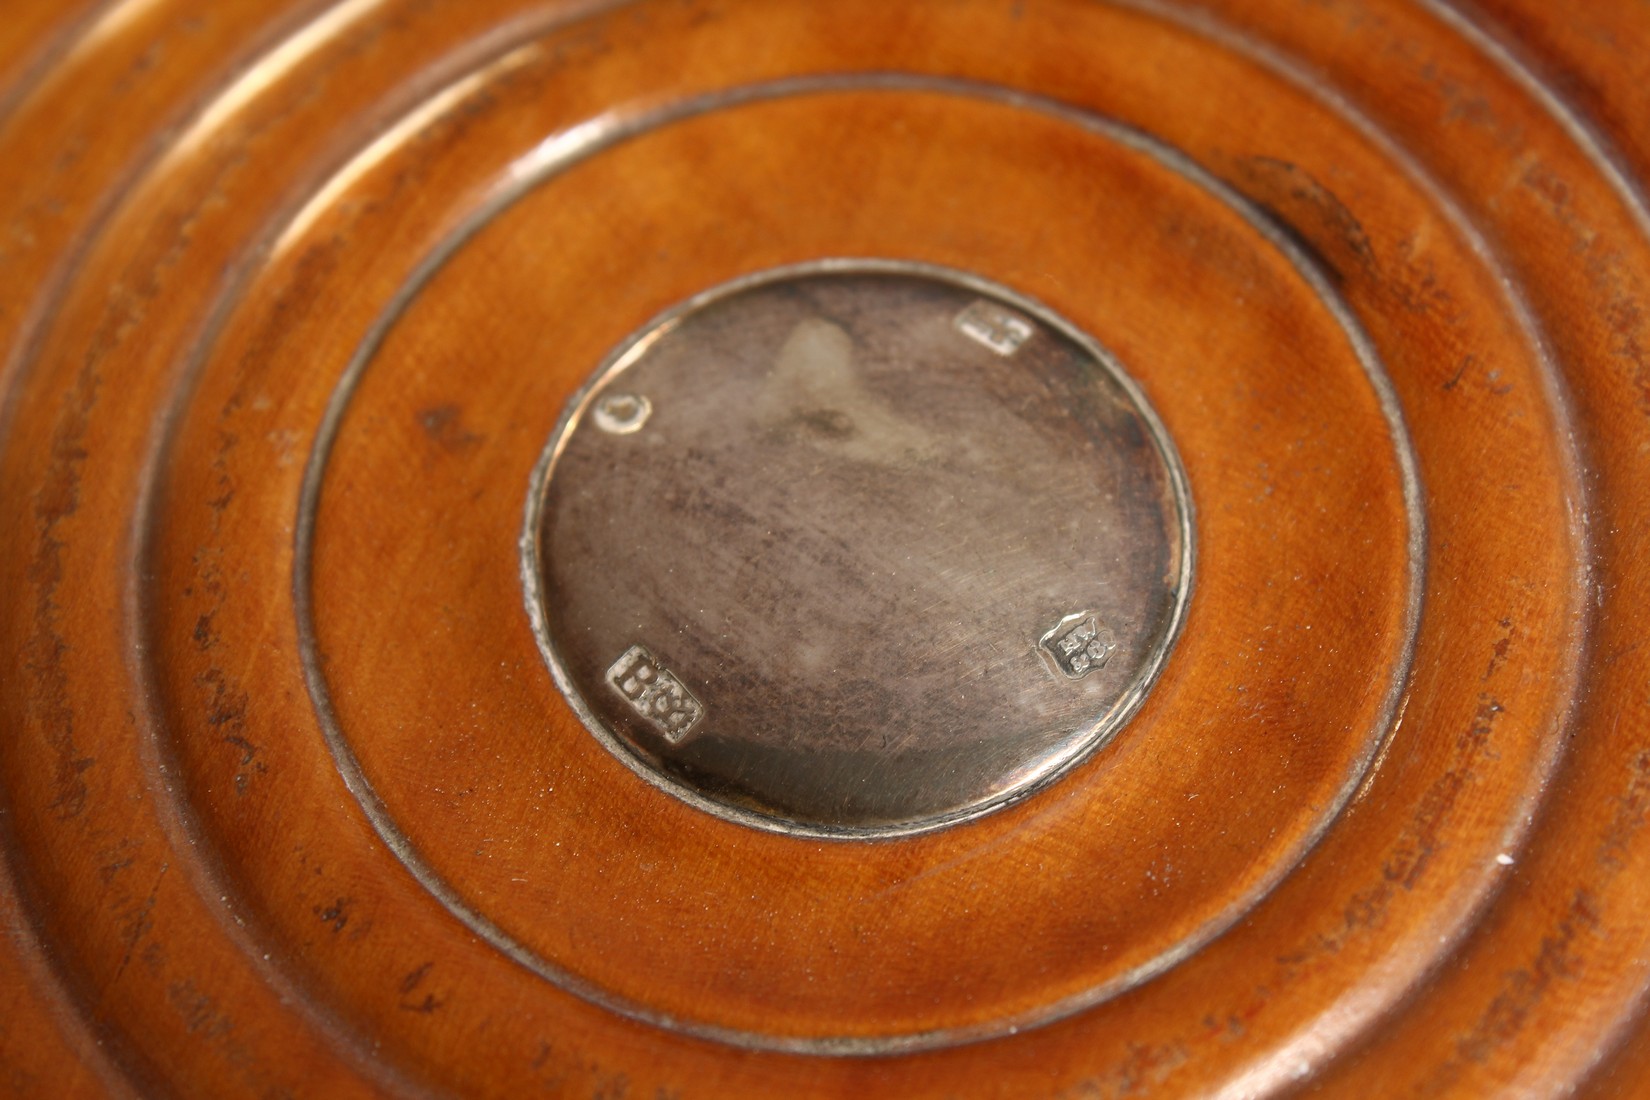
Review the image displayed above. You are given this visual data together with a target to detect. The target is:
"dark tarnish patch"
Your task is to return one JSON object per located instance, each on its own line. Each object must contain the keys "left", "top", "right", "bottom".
{"left": 1308, "top": 2, "right": 1521, "bottom": 149}
{"left": 1275, "top": 694, "right": 1506, "bottom": 983}
{"left": 1234, "top": 156, "right": 1377, "bottom": 288}
{"left": 1520, "top": 160, "right": 1650, "bottom": 415}
{"left": 418, "top": 404, "right": 483, "bottom": 452}
{"left": 14, "top": 11, "right": 484, "bottom": 1095}
{"left": 27, "top": 358, "right": 102, "bottom": 820}
{"left": 163, "top": 976, "right": 296, "bottom": 1100}
{"left": 182, "top": 251, "right": 357, "bottom": 802}
{"left": 193, "top": 629, "right": 265, "bottom": 794}
{"left": 1423, "top": 889, "right": 1603, "bottom": 1093}
{"left": 108, "top": 861, "right": 169, "bottom": 990}
{"left": 1386, "top": 696, "right": 1504, "bottom": 891}
{"left": 1425, "top": 730, "right": 1650, "bottom": 1084}
{"left": 21, "top": 0, "right": 282, "bottom": 827}
{"left": 1597, "top": 748, "right": 1650, "bottom": 872}
{"left": 187, "top": 368, "right": 271, "bottom": 796}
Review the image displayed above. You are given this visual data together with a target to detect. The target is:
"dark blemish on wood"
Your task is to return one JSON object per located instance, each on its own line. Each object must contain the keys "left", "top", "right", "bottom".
{"left": 1443, "top": 889, "right": 1600, "bottom": 1076}
{"left": 193, "top": 611, "right": 217, "bottom": 649}
{"left": 1279, "top": 694, "right": 1507, "bottom": 987}
{"left": 1387, "top": 770, "right": 1465, "bottom": 893}
{"left": 313, "top": 897, "right": 351, "bottom": 933}
{"left": 222, "top": 734, "right": 266, "bottom": 794}
{"left": 399, "top": 961, "right": 433, "bottom": 995}
{"left": 418, "top": 404, "right": 482, "bottom": 452}
{"left": 1388, "top": 695, "right": 1503, "bottom": 890}
{"left": 1520, "top": 160, "right": 1650, "bottom": 414}
{"left": 162, "top": 974, "right": 288, "bottom": 1094}
{"left": 528, "top": 1039, "right": 577, "bottom": 1092}
{"left": 99, "top": 855, "right": 136, "bottom": 886}
{"left": 1052, "top": 1041, "right": 1191, "bottom": 1099}
{"left": 1237, "top": 156, "right": 1377, "bottom": 287}
{"left": 1253, "top": 200, "right": 1347, "bottom": 289}
{"left": 1427, "top": 710, "right": 1649, "bottom": 1082}
{"left": 1440, "top": 355, "right": 1513, "bottom": 397}
{"left": 196, "top": 661, "right": 266, "bottom": 793}
{"left": 223, "top": 735, "right": 258, "bottom": 767}
{"left": 28, "top": 350, "right": 102, "bottom": 819}
{"left": 109, "top": 861, "right": 169, "bottom": 989}
{"left": 1597, "top": 749, "right": 1650, "bottom": 872}
{"left": 204, "top": 421, "right": 239, "bottom": 531}
{"left": 1458, "top": 695, "right": 1504, "bottom": 754}
{"left": 1483, "top": 618, "right": 1513, "bottom": 680}
{"left": 399, "top": 993, "right": 444, "bottom": 1014}
{"left": 200, "top": 669, "right": 248, "bottom": 729}
{"left": 49, "top": 755, "right": 95, "bottom": 819}
{"left": 167, "top": 979, "right": 228, "bottom": 1037}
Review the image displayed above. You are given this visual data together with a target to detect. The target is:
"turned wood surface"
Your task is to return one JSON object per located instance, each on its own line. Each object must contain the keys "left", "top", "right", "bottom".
{"left": 2, "top": 1, "right": 1649, "bottom": 1096}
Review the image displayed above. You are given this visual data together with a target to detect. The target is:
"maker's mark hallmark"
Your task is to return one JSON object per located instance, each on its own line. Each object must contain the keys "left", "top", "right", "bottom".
{"left": 954, "top": 299, "right": 1035, "bottom": 357}
{"left": 1040, "top": 612, "right": 1119, "bottom": 680}
{"left": 606, "top": 644, "right": 705, "bottom": 743}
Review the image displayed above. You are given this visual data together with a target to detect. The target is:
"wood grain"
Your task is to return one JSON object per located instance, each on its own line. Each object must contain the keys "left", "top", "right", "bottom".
{"left": 1, "top": 0, "right": 1647, "bottom": 1096}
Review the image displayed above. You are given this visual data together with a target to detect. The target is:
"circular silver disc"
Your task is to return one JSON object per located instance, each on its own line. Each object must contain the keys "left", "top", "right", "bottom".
{"left": 525, "top": 261, "right": 1192, "bottom": 836}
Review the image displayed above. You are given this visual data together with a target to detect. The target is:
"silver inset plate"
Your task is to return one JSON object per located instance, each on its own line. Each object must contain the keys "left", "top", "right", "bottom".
{"left": 525, "top": 261, "right": 1192, "bottom": 836}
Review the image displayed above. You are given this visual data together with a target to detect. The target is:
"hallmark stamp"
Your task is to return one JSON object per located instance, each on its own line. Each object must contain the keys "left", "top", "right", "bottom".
{"left": 954, "top": 299, "right": 1035, "bottom": 357}
{"left": 606, "top": 644, "right": 705, "bottom": 742}
{"left": 593, "top": 392, "right": 652, "bottom": 434}
{"left": 1039, "top": 612, "right": 1118, "bottom": 680}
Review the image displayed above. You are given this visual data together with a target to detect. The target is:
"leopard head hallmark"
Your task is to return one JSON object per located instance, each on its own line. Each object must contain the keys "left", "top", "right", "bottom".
{"left": 1040, "top": 612, "right": 1119, "bottom": 680}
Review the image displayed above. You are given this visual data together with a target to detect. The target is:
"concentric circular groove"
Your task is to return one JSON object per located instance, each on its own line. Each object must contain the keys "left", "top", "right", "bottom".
{"left": 290, "top": 73, "right": 1422, "bottom": 1053}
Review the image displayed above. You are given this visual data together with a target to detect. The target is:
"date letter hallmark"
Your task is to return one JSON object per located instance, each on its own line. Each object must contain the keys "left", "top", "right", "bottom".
{"left": 606, "top": 644, "right": 706, "bottom": 743}
{"left": 955, "top": 299, "right": 1035, "bottom": 357}
{"left": 1039, "top": 612, "right": 1119, "bottom": 680}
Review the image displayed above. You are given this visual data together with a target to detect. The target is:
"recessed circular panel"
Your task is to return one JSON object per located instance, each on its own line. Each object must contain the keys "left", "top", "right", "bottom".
{"left": 526, "top": 262, "right": 1191, "bottom": 834}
